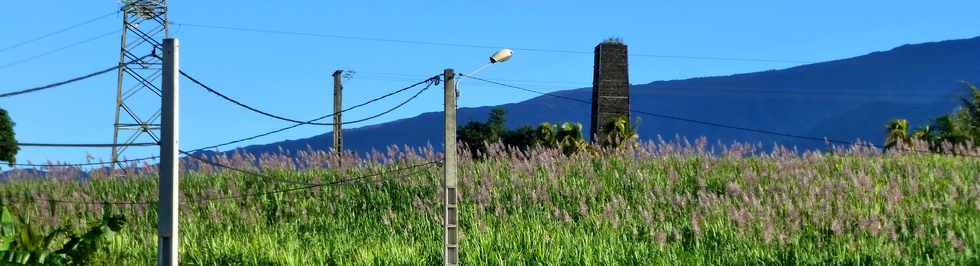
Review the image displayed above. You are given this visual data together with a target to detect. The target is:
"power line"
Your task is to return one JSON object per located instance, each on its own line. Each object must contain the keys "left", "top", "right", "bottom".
{"left": 0, "top": 64, "right": 118, "bottom": 98}
{"left": 179, "top": 70, "right": 334, "bottom": 126}
{"left": 183, "top": 75, "right": 439, "bottom": 153}
{"left": 9, "top": 76, "right": 440, "bottom": 168}
{"left": 0, "top": 10, "right": 119, "bottom": 53}
{"left": 0, "top": 30, "right": 120, "bottom": 70}
{"left": 463, "top": 75, "right": 980, "bottom": 158}
{"left": 17, "top": 142, "right": 157, "bottom": 148}
{"left": 363, "top": 71, "right": 957, "bottom": 99}
{"left": 5, "top": 160, "right": 440, "bottom": 206}
{"left": 171, "top": 22, "right": 813, "bottom": 64}
{"left": 180, "top": 151, "right": 322, "bottom": 186}
{"left": 182, "top": 149, "right": 439, "bottom": 188}
{"left": 180, "top": 70, "right": 440, "bottom": 126}
{"left": 27, "top": 197, "right": 154, "bottom": 206}
{"left": 0, "top": 55, "right": 150, "bottom": 98}
{"left": 8, "top": 156, "right": 160, "bottom": 168}
{"left": 460, "top": 73, "right": 876, "bottom": 147}
{"left": 172, "top": 73, "right": 435, "bottom": 158}
{"left": 186, "top": 161, "right": 439, "bottom": 203}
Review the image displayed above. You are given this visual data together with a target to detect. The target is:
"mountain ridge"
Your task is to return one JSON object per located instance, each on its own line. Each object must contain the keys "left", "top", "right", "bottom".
{"left": 212, "top": 36, "right": 980, "bottom": 157}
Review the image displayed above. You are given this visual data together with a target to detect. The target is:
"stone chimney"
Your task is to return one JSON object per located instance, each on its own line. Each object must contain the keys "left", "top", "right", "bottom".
{"left": 590, "top": 38, "right": 630, "bottom": 141}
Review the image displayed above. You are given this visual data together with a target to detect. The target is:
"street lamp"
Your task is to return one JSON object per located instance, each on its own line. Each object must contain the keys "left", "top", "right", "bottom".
{"left": 444, "top": 48, "right": 512, "bottom": 266}
{"left": 490, "top": 48, "right": 513, "bottom": 63}
{"left": 457, "top": 48, "right": 513, "bottom": 93}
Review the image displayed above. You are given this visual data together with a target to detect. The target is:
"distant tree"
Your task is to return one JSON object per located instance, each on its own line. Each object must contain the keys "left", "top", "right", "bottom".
{"left": 0, "top": 108, "right": 17, "bottom": 166}
{"left": 958, "top": 83, "right": 980, "bottom": 142}
{"left": 884, "top": 118, "right": 910, "bottom": 151}
{"left": 459, "top": 108, "right": 588, "bottom": 157}
{"left": 932, "top": 114, "right": 970, "bottom": 144}
{"left": 912, "top": 125, "right": 938, "bottom": 149}
{"left": 458, "top": 108, "right": 507, "bottom": 158}
{"left": 501, "top": 126, "right": 540, "bottom": 150}
{"left": 885, "top": 82, "right": 980, "bottom": 152}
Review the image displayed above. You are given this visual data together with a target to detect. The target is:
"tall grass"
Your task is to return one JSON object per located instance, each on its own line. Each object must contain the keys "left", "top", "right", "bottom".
{"left": 1, "top": 139, "right": 977, "bottom": 265}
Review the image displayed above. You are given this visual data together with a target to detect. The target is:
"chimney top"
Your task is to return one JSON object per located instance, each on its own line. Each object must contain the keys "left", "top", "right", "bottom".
{"left": 601, "top": 37, "right": 625, "bottom": 45}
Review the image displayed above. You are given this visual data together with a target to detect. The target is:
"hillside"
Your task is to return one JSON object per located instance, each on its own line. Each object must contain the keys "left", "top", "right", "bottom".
{"left": 226, "top": 36, "right": 980, "bottom": 156}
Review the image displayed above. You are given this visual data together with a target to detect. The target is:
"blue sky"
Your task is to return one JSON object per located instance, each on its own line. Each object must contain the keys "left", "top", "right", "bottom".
{"left": 2, "top": 1, "right": 980, "bottom": 165}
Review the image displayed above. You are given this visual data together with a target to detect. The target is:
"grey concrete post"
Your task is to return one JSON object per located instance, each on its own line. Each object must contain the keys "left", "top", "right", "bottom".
{"left": 443, "top": 68, "right": 459, "bottom": 265}
{"left": 159, "top": 38, "right": 180, "bottom": 266}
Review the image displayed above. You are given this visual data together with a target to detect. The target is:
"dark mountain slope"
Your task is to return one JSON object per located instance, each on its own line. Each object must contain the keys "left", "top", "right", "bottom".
{"left": 226, "top": 36, "right": 980, "bottom": 156}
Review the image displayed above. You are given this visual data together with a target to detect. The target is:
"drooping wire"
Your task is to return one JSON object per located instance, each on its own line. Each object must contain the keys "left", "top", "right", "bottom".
{"left": 181, "top": 149, "right": 439, "bottom": 187}
{"left": 8, "top": 75, "right": 440, "bottom": 168}
{"left": 0, "top": 64, "right": 119, "bottom": 98}
{"left": 0, "top": 54, "right": 150, "bottom": 98}
{"left": 459, "top": 74, "right": 888, "bottom": 149}
{"left": 8, "top": 156, "right": 160, "bottom": 168}
{"left": 190, "top": 75, "right": 439, "bottom": 151}
{"left": 180, "top": 70, "right": 439, "bottom": 126}
{"left": 4, "top": 159, "right": 440, "bottom": 206}
{"left": 178, "top": 70, "right": 333, "bottom": 125}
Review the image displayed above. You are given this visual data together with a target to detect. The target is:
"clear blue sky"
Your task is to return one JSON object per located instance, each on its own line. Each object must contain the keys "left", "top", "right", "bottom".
{"left": 2, "top": 1, "right": 979, "bottom": 165}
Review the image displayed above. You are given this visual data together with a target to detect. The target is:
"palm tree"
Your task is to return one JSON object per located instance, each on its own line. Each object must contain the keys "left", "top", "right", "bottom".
{"left": 885, "top": 119, "right": 910, "bottom": 151}
{"left": 958, "top": 83, "right": 980, "bottom": 144}
{"left": 912, "top": 125, "right": 933, "bottom": 140}
{"left": 933, "top": 115, "right": 972, "bottom": 151}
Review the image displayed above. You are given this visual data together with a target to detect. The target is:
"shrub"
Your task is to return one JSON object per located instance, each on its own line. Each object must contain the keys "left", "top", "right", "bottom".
{"left": 598, "top": 116, "right": 638, "bottom": 149}
{"left": 460, "top": 108, "right": 588, "bottom": 157}
{"left": 0, "top": 203, "right": 125, "bottom": 265}
{"left": 0, "top": 108, "right": 17, "bottom": 166}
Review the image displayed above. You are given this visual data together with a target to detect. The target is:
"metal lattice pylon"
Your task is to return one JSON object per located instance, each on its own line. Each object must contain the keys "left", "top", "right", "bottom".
{"left": 112, "top": 0, "right": 169, "bottom": 167}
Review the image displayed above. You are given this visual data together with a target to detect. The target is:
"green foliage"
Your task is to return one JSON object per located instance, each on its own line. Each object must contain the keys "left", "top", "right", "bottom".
{"left": 458, "top": 108, "right": 507, "bottom": 158}
{"left": 1, "top": 147, "right": 977, "bottom": 265}
{"left": 0, "top": 203, "right": 125, "bottom": 265}
{"left": 885, "top": 83, "right": 980, "bottom": 152}
{"left": 554, "top": 122, "right": 587, "bottom": 155}
{"left": 959, "top": 83, "right": 980, "bottom": 141}
{"left": 884, "top": 118, "right": 909, "bottom": 151}
{"left": 598, "top": 116, "right": 638, "bottom": 149}
{"left": 460, "top": 108, "right": 587, "bottom": 157}
{"left": 0, "top": 108, "right": 18, "bottom": 166}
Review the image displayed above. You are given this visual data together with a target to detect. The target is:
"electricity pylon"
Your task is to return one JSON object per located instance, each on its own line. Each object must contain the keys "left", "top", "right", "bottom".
{"left": 111, "top": 0, "right": 169, "bottom": 167}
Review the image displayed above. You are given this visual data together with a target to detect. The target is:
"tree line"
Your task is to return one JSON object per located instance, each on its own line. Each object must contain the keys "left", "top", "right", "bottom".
{"left": 458, "top": 108, "right": 637, "bottom": 158}
{"left": 885, "top": 83, "right": 980, "bottom": 152}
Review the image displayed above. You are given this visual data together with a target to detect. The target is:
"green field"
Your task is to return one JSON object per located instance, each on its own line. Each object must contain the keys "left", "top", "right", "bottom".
{"left": 1, "top": 143, "right": 978, "bottom": 265}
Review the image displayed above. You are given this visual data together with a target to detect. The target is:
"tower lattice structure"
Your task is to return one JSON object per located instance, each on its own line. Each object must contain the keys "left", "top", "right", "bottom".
{"left": 111, "top": 0, "right": 169, "bottom": 166}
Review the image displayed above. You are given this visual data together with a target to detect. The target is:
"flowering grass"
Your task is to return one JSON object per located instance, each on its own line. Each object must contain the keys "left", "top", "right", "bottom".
{"left": 0, "top": 140, "right": 978, "bottom": 265}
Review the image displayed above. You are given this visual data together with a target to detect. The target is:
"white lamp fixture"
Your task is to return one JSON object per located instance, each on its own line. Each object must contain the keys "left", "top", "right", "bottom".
{"left": 490, "top": 48, "right": 513, "bottom": 64}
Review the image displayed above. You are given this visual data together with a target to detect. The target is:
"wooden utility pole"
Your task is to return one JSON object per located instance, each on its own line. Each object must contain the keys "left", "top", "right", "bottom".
{"left": 443, "top": 68, "right": 459, "bottom": 266}
{"left": 159, "top": 38, "right": 180, "bottom": 266}
{"left": 332, "top": 70, "right": 343, "bottom": 156}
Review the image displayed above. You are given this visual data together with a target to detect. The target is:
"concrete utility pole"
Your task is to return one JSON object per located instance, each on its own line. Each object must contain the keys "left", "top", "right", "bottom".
{"left": 158, "top": 38, "right": 180, "bottom": 266}
{"left": 332, "top": 70, "right": 343, "bottom": 155}
{"left": 443, "top": 68, "right": 459, "bottom": 266}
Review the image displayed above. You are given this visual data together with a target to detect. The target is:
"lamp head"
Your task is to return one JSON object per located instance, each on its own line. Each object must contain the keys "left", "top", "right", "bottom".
{"left": 490, "top": 49, "right": 513, "bottom": 64}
